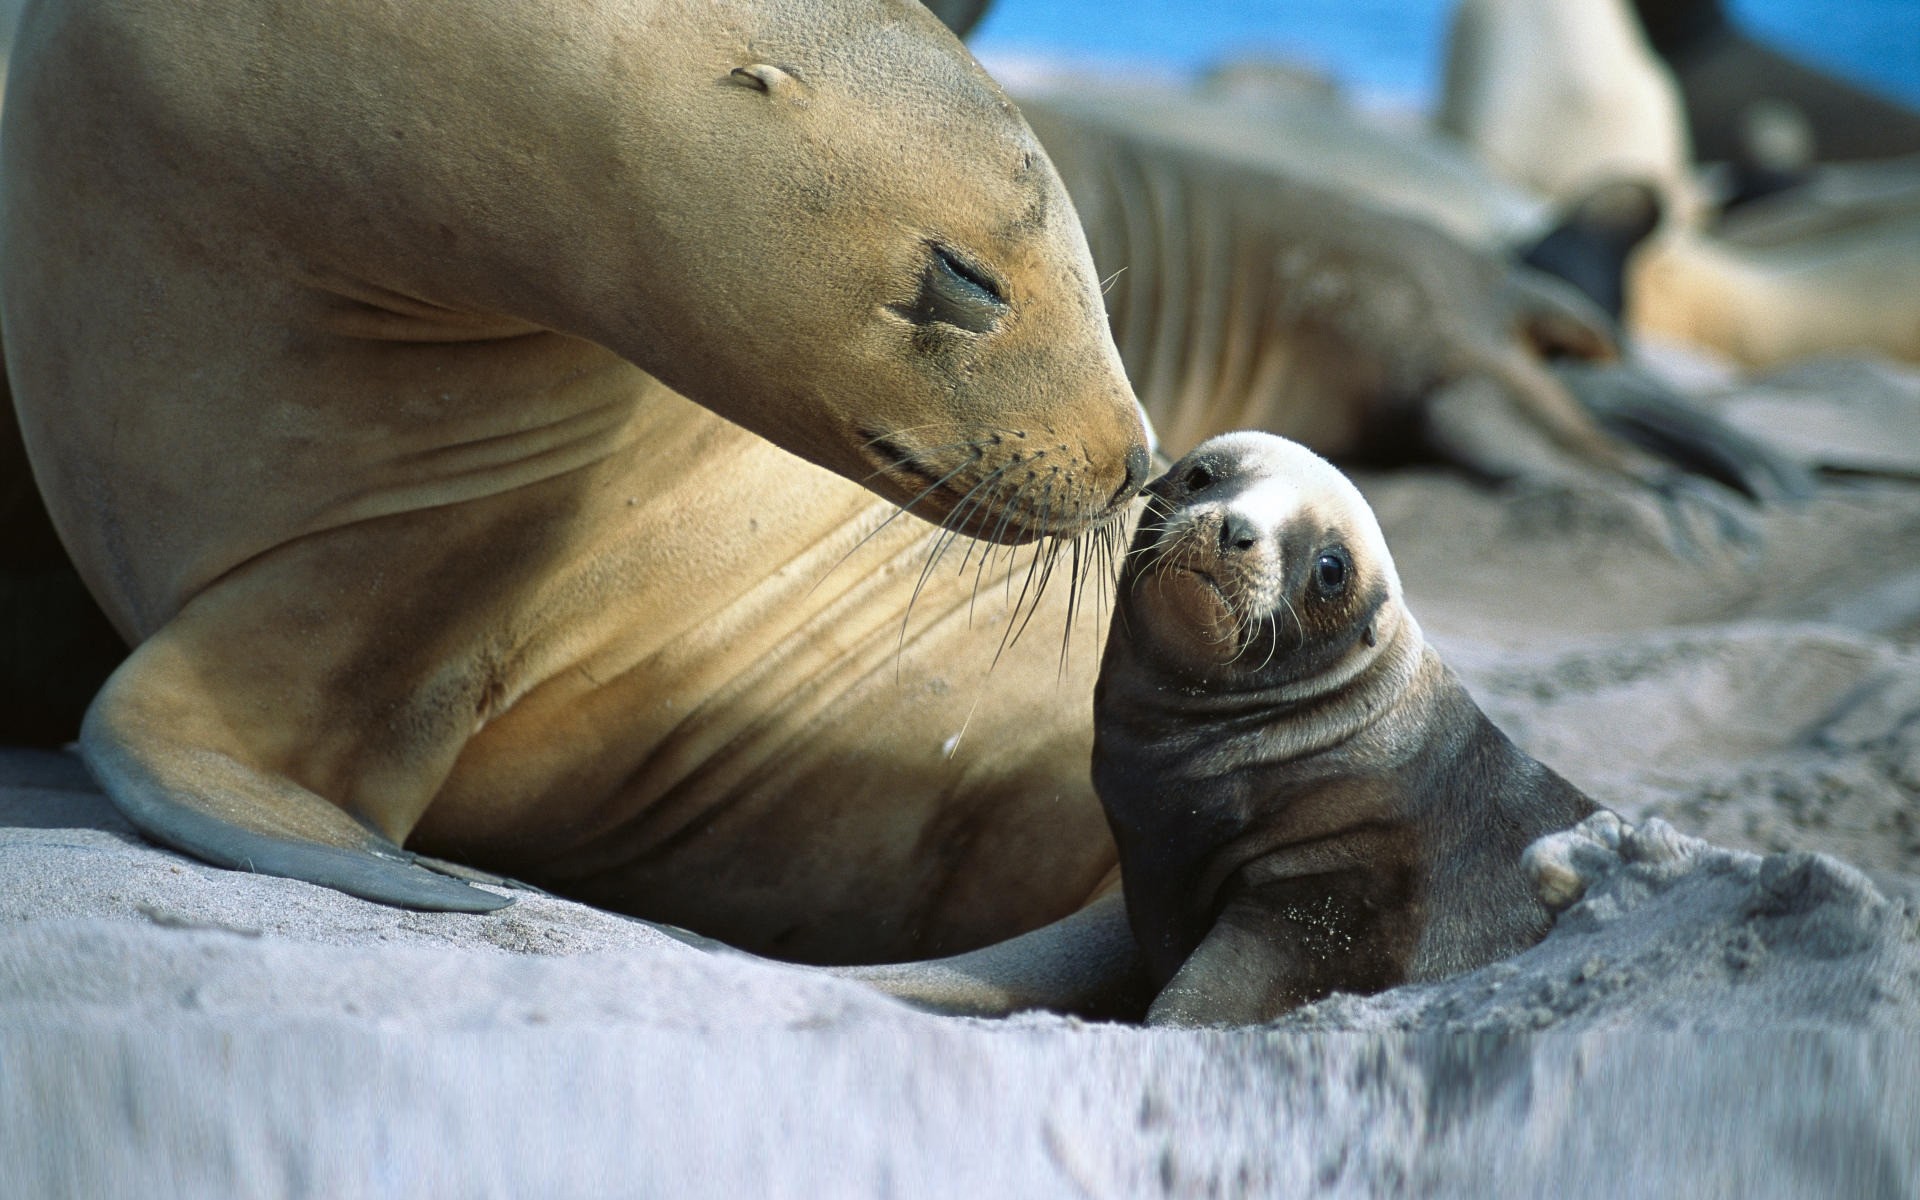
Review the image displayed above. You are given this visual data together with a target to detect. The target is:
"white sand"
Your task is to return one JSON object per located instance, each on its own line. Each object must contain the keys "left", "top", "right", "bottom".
{"left": 4, "top": 355, "right": 1918, "bottom": 1197}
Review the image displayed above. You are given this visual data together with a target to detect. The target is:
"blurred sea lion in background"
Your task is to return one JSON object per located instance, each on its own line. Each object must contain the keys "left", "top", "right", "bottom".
{"left": 1438, "top": 0, "right": 1702, "bottom": 223}
{"left": 982, "top": 64, "right": 1800, "bottom": 497}
{"left": 1629, "top": 0, "right": 1920, "bottom": 166}
{"left": 1438, "top": 0, "right": 1920, "bottom": 367}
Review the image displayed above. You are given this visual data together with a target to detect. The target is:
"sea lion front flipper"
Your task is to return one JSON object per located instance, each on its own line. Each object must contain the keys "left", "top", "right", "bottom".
{"left": 1518, "top": 180, "right": 1665, "bottom": 322}
{"left": 1422, "top": 368, "right": 1631, "bottom": 487}
{"left": 832, "top": 890, "right": 1150, "bottom": 1019}
{"left": 1423, "top": 371, "right": 1764, "bottom": 556}
{"left": 1446, "top": 268, "right": 1806, "bottom": 506}
{"left": 1142, "top": 881, "right": 1397, "bottom": 1028}
{"left": 80, "top": 635, "right": 510, "bottom": 913}
{"left": 1553, "top": 361, "right": 1815, "bottom": 503}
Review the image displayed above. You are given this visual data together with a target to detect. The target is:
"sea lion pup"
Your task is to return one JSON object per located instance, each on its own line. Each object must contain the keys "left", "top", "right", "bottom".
{"left": 3, "top": 0, "right": 1154, "bottom": 950}
{"left": 1093, "top": 432, "right": 1599, "bottom": 1026}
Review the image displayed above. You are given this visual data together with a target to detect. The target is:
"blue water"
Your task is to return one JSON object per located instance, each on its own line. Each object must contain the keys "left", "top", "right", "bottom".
{"left": 972, "top": 0, "right": 1920, "bottom": 108}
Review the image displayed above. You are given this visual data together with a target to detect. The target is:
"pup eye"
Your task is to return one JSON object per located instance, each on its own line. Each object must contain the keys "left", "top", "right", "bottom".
{"left": 1182, "top": 463, "right": 1214, "bottom": 492}
{"left": 1313, "top": 549, "right": 1349, "bottom": 594}
{"left": 891, "top": 245, "right": 1007, "bottom": 334}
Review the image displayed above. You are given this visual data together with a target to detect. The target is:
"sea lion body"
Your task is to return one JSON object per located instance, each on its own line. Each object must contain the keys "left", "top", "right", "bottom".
{"left": 1010, "top": 91, "right": 1807, "bottom": 497}
{"left": 0, "top": 0, "right": 1772, "bottom": 968}
{"left": 1439, "top": 0, "right": 1701, "bottom": 223}
{"left": 1630, "top": 0, "right": 1920, "bottom": 166}
{"left": 1094, "top": 433, "right": 1596, "bottom": 1025}
{"left": 3, "top": 0, "right": 1153, "bottom": 960}
{"left": 1435, "top": 0, "right": 1920, "bottom": 368}
{"left": 1016, "top": 98, "right": 1658, "bottom": 485}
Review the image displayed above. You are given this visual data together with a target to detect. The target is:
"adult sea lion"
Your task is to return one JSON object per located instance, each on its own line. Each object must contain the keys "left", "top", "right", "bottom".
{"left": 1094, "top": 432, "right": 1598, "bottom": 1025}
{"left": 1438, "top": 0, "right": 1701, "bottom": 222}
{"left": 1015, "top": 96, "right": 1795, "bottom": 498}
{"left": 3, "top": 0, "right": 1155, "bottom": 956}
{"left": 0, "top": 0, "right": 1762, "bottom": 972}
{"left": 1437, "top": 0, "right": 1920, "bottom": 367}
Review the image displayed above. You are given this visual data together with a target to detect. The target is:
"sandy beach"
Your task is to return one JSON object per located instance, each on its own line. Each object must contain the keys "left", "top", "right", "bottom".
{"left": 3, "top": 0, "right": 1919, "bottom": 1188}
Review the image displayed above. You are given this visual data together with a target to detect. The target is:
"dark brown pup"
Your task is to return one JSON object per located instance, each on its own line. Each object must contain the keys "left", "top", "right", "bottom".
{"left": 1094, "top": 432, "right": 1597, "bottom": 1025}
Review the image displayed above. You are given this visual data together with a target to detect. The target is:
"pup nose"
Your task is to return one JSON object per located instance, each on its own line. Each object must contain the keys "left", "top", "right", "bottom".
{"left": 1220, "top": 510, "right": 1259, "bottom": 552}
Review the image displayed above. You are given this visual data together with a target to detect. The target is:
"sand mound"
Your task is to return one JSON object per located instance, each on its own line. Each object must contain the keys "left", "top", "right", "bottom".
{"left": 1286, "top": 814, "right": 1920, "bottom": 1033}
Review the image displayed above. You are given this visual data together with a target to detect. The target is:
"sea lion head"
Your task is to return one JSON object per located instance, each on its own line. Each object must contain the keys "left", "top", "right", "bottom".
{"left": 1097, "top": 432, "right": 1425, "bottom": 1002}
{"left": 617, "top": 0, "right": 1152, "bottom": 542}
{"left": 1114, "top": 432, "right": 1403, "bottom": 687}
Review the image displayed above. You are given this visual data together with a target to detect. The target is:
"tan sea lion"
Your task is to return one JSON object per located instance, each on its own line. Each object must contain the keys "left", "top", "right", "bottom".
{"left": 3, "top": 0, "right": 1156, "bottom": 955}
{"left": 1438, "top": 0, "right": 1702, "bottom": 223}
{"left": 1437, "top": 0, "right": 1920, "bottom": 367}
{"left": 1016, "top": 96, "right": 1798, "bottom": 497}
{"left": 1094, "top": 432, "right": 1598, "bottom": 1025}
{"left": 0, "top": 0, "right": 1767, "bottom": 976}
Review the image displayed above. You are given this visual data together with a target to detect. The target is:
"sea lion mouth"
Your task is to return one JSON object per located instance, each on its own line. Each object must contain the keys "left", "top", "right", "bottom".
{"left": 859, "top": 427, "right": 1144, "bottom": 544}
{"left": 1128, "top": 516, "right": 1282, "bottom": 644}
{"left": 1171, "top": 564, "right": 1249, "bottom": 627}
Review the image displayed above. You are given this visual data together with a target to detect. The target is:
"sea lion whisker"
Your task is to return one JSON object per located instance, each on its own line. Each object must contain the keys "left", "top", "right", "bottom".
{"left": 955, "top": 476, "right": 1023, "bottom": 624}
{"left": 1079, "top": 519, "right": 1116, "bottom": 662}
{"left": 985, "top": 540, "right": 1043, "bottom": 673}
{"left": 1130, "top": 527, "right": 1186, "bottom": 587}
{"left": 969, "top": 476, "right": 1038, "bottom": 624}
{"left": 1089, "top": 517, "right": 1120, "bottom": 648}
{"left": 808, "top": 457, "right": 980, "bottom": 598}
{"left": 854, "top": 423, "right": 975, "bottom": 453}
{"left": 1057, "top": 531, "right": 1089, "bottom": 676}
{"left": 850, "top": 437, "right": 998, "bottom": 491}
{"left": 1279, "top": 593, "right": 1306, "bottom": 652}
{"left": 898, "top": 462, "right": 1020, "bottom": 659}
{"left": 1254, "top": 609, "right": 1283, "bottom": 674}
{"left": 1071, "top": 517, "right": 1121, "bottom": 666}
{"left": 1223, "top": 599, "right": 1258, "bottom": 665}
{"left": 1009, "top": 533, "right": 1066, "bottom": 653}
{"left": 951, "top": 465, "right": 1023, "bottom": 580}
{"left": 987, "top": 485, "right": 1060, "bottom": 671}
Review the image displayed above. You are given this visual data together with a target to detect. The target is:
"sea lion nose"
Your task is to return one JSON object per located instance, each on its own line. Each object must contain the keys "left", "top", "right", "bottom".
{"left": 1220, "top": 510, "right": 1259, "bottom": 553}
{"left": 1119, "top": 444, "right": 1152, "bottom": 503}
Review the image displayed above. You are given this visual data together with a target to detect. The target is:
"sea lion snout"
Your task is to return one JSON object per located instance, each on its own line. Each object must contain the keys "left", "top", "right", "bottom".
{"left": 1120, "top": 445, "right": 1153, "bottom": 504}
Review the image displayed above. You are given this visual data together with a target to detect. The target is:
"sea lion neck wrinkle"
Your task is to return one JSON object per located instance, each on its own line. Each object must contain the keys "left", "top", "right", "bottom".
{"left": 1105, "top": 595, "right": 1424, "bottom": 774}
